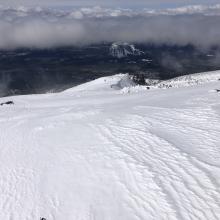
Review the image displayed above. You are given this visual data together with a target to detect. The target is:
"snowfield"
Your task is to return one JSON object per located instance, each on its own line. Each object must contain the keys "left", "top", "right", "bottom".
{"left": 0, "top": 71, "right": 220, "bottom": 220}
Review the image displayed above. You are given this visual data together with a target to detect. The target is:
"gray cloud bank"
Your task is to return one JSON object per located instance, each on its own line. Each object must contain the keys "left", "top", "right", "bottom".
{"left": 2, "top": 0, "right": 220, "bottom": 8}
{"left": 0, "top": 5, "right": 220, "bottom": 49}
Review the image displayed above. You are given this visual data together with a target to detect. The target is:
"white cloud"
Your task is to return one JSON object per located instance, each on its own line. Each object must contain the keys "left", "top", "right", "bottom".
{"left": 150, "top": 4, "right": 220, "bottom": 15}
{"left": 1, "top": 0, "right": 220, "bottom": 8}
{"left": 0, "top": 6, "right": 220, "bottom": 49}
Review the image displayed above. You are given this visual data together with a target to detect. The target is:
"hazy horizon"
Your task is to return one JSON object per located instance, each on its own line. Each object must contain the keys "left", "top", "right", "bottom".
{"left": 1, "top": 0, "right": 220, "bottom": 9}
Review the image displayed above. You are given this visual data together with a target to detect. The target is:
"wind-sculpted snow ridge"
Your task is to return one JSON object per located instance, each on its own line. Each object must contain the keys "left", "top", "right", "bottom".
{"left": 0, "top": 71, "right": 220, "bottom": 219}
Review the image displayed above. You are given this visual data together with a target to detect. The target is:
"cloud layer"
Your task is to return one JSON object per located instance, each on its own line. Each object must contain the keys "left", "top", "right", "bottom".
{"left": 0, "top": 5, "right": 220, "bottom": 49}
{"left": 1, "top": 0, "right": 220, "bottom": 8}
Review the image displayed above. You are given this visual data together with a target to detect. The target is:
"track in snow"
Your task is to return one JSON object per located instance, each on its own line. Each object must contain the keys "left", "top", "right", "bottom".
{"left": 0, "top": 73, "right": 219, "bottom": 219}
{"left": 96, "top": 110, "right": 220, "bottom": 220}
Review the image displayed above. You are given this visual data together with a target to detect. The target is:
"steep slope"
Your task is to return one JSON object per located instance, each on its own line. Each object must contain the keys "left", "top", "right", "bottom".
{"left": 0, "top": 71, "right": 220, "bottom": 220}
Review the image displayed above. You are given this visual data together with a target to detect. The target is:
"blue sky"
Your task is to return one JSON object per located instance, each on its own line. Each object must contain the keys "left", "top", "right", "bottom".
{"left": 1, "top": 0, "right": 220, "bottom": 9}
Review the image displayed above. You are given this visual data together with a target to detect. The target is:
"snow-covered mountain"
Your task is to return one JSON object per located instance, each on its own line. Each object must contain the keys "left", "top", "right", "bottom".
{"left": 156, "top": 70, "right": 220, "bottom": 88}
{"left": 0, "top": 71, "right": 220, "bottom": 219}
{"left": 109, "top": 43, "right": 144, "bottom": 58}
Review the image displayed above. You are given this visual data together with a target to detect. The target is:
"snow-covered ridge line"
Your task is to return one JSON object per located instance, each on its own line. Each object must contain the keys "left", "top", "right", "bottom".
{"left": 156, "top": 70, "right": 220, "bottom": 89}
{"left": 113, "top": 70, "right": 220, "bottom": 93}
{"left": 64, "top": 70, "right": 220, "bottom": 95}
{"left": 123, "top": 70, "right": 220, "bottom": 93}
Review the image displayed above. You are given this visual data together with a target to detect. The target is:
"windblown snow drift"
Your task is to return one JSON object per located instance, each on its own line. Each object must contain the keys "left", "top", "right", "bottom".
{"left": 0, "top": 71, "right": 219, "bottom": 219}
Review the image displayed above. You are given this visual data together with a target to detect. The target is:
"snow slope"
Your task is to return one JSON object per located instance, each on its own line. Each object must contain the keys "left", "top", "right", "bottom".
{"left": 156, "top": 70, "right": 220, "bottom": 89}
{"left": 0, "top": 71, "right": 220, "bottom": 220}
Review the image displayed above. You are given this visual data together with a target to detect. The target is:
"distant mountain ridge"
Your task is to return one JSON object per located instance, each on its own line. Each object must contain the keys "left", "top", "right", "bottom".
{"left": 0, "top": 43, "right": 220, "bottom": 97}
{"left": 109, "top": 43, "right": 145, "bottom": 58}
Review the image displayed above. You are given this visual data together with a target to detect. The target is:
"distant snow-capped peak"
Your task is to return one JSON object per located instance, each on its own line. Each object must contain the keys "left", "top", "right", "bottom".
{"left": 109, "top": 43, "right": 144, "bottom": 58}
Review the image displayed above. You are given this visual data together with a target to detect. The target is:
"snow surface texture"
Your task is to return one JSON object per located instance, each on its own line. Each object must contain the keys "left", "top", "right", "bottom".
{"left": 0, "top": 71, "right": 220, "bottom": 220}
